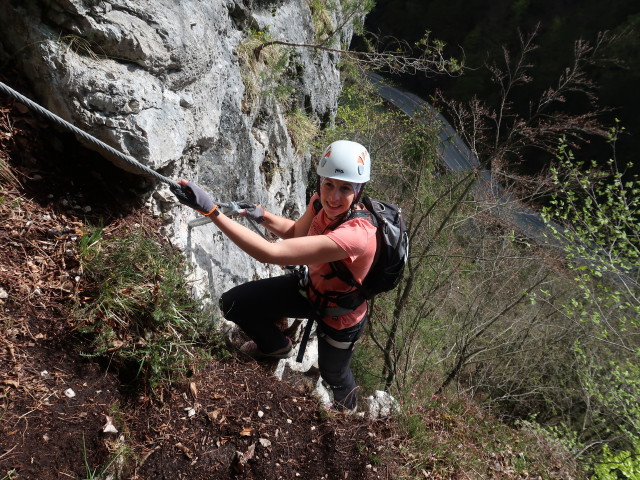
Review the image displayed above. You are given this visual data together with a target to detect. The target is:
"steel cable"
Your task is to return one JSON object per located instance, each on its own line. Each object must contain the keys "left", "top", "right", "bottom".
{"left": 0, "top": 80, "right": 179, "bottom": 188}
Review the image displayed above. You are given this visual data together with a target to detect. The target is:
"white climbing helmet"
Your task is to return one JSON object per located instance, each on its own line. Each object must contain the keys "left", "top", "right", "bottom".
{"left": 317, "top": 140, "right": 371, "bottom": 183}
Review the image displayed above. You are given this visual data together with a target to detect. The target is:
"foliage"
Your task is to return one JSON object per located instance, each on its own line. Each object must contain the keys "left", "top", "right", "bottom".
{"left": 74, "top": 227, "right": 215, "bottom": 393}
{"left": 397, "top": 392, "right": 581, "bottom": 479}
{"left": 438, "top": 26, "right": 608, "bottom": 203}
{"left": 307, "top": 0, "right": 334, "bottom": 43}
{"left": 540, "top": 129, "right": 640, "bottom": 466}
{"left": 365, "top": 0, "right": 640, "bottom": 173}
{"left": 82, "top": 437, "right": 109, "bottom": 479}
{"left": 592, "top": 443, "right": 640, "bottom": 480}
{"left": 0, "top": 109, "right": 20, "bottom": 188}
{"left": 80, "top": 433, "right": 129, "bottom": 480}
{"left": 327, "top": 74, "right": 569, "bottom": 406}
{"left": 326, "top": 61, "right": 591, "bottom": 477}
{"left": 544, "top": 124, "right": 639, "bottom": 271}
{"left": 0, "top": 157, "right": 17, "bottom": 188}
{"left": 237, "top": 28, "right": 297, "bottom": 109}
{"left": 61, "top": 34, "right": 106, "bottom": 60}
{"left": 306, "top": 0, "right": 375, "bottom": 45}
{"left": 253, "top": 0, "right": 461, "bottom": 79}
{"left": 255, "top": 32, "right": 462, "bottom": 78}
{"left": 285, "top": 108, "right": 319, "bottom": 154}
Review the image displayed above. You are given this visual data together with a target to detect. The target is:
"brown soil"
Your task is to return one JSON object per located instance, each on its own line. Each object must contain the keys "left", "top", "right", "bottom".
{"left": 0, "top": 69, "right": 404, "bottom": 479}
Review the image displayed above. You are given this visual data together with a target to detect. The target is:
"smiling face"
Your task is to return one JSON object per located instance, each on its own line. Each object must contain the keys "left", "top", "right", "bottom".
{"left": 319, "top": 177, "right": 357, "bottom": 219}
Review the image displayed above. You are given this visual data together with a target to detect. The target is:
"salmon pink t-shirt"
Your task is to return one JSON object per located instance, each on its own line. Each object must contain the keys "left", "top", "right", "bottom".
{"left": 306, "top": 204, "right": 377, "bottom": 330}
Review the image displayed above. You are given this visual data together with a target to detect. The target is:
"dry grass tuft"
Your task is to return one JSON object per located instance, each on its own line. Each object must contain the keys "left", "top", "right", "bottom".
{"left": 0, "top": 108, "right": 20, "bottom": 187}
{"left": 286, "top": 108, "right": 319, "bottom": 154}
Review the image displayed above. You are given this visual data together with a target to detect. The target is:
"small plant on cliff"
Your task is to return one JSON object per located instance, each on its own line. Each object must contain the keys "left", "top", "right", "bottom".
{"left": 307, "top": 0, "right": 375, "bottom": 46}
{"left": 237, "top": 28, "right": 297, "bottom": 109}
{"left": 286, "top": 108, "right": 319, "bottom": 154}
{"left": 74, "top": 226, "right": 215, "bottom": 394}
{"left": 307, "top": 0, "right": 334, "bottom": 43}
{"left": 61, "top": 34, "right": 106, "bottom": 60}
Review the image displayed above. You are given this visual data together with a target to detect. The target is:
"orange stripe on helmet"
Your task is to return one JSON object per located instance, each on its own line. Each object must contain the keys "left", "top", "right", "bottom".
{"left": 357, "top": 152, "right": 366, "bottom": 165}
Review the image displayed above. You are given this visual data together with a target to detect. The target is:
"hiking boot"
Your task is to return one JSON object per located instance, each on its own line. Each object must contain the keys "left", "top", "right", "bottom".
{"left": 239, "top": 337, "right": 294, "bottom": 360}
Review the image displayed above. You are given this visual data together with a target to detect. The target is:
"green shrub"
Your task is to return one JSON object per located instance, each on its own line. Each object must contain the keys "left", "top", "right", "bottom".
{"left": 74, "top": 228, "right": 215, "bottom": 392}
{"left": 592, "top": 444, "right": 640, "bottom": 480}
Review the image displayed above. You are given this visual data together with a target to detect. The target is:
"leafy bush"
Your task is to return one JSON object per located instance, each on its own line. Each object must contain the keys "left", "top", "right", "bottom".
{"left": 540, "top": 128, "right": 640, "bottom": 468}
{"left": 592, "top": 444, "right": 640, "bottom": 480}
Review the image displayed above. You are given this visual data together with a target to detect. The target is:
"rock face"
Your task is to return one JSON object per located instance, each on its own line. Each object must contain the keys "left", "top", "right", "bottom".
{"left": 0, "top": 0, "right": 351, "bottom": 302}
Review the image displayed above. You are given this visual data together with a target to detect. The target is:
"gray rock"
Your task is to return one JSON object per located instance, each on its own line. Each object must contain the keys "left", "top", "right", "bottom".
{"left": 366, "top": 390, "right": 401, "bottom": 419}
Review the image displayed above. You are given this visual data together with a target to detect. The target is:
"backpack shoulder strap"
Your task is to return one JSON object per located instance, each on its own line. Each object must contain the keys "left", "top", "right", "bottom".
{"left": 324, "top": 205, "right": 378, "bottom": 286}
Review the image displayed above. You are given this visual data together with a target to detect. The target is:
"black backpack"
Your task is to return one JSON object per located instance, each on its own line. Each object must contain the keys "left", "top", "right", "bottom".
{"left": 312, "top": 196, "right": 409, "bottom": 308}
{"left": 357, "top": 197, "right": 409, "bottom": 298}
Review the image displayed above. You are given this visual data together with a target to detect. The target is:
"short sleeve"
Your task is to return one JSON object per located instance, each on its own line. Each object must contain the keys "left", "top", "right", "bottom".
{"left": 326, "top": 218, "right": 376, "bottom": 262}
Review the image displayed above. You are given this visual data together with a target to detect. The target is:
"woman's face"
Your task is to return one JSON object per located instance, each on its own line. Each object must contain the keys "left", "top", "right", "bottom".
{"left": 320, "top": 177, "right": 356, "bottom": 219}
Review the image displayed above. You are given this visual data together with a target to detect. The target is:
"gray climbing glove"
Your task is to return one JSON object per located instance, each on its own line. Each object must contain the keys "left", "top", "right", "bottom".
{"left": 242, "top": 204, "right": 266, "bottom": 224}
{"left": 171, "top": 181, "right": 218, "bottom": 216}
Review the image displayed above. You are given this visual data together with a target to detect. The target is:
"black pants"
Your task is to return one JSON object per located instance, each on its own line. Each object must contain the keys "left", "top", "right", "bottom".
{"left": 219, "top": 274, "right": 364, "bottom": 410}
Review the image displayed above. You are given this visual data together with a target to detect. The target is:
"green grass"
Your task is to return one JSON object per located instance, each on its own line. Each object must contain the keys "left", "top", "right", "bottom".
{"left": 74, "top": 226, "right": 216, "bottom": 394}
{"left": 80, "top": 434, "right": 129, "bottom": 480}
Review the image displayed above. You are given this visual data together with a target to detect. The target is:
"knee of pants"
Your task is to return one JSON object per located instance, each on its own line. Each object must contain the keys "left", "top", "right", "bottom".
{"left": 219, "top": 291, "right": 240, "bottom": 323}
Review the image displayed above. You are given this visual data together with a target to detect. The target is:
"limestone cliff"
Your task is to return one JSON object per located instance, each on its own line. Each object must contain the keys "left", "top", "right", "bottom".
{"left": 0, "top": 0, "right": 351, "bottom": 304}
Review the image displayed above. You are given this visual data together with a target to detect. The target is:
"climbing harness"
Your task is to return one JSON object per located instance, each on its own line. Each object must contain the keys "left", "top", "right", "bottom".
{"left": 0, "top": 80, "right": 266, "bottom": 238}
{"left": 284, "top": 264, "right": 359, "bottom": 362}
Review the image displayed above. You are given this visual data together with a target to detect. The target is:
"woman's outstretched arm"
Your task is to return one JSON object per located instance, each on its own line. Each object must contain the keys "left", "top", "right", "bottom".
{"left": 175, "top": 180, "right": 344, "bottom": 265}
{"left": 209, "top": 210, "right": 347, "bottom": 265}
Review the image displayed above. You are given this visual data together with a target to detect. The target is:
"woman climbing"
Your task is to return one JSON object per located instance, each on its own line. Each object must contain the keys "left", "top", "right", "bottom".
{"left": 173, "top": 140, "right": 377, "bottom": 412}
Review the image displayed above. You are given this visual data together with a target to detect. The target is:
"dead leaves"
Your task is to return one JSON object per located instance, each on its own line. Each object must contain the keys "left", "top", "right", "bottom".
{"left": 189, "top": 381, "right": 198, "bottom": 400}
{"left": 231, "top": 443, "right": 255, "bottom": 473}
{"left": 102, "top": 415, "right": 118, "bottom": 434}
{"left": 1, "top": 379, "right": 19, "bottom": 389}
{"left": 0, "top": 201, "right": 83, "bottom": 316}
{"left": 175, "top": 442, "right": 195, "bottom": 460}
